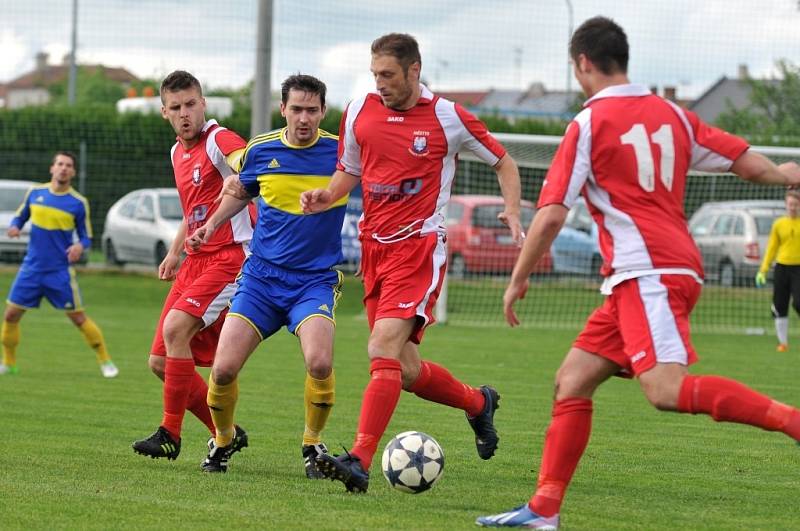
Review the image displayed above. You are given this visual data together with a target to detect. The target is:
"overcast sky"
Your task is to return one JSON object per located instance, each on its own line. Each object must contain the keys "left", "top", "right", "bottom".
{"left": 2, "top": 0, "right": 800, "bottom": 107}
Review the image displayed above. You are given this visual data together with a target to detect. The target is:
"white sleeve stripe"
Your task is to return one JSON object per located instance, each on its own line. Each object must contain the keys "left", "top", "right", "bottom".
{"left": 339, "top": 96, "right": 367, "bottom": 177}
{"left": 667, "top": 100, "right": 735, "bottom": 172}
{"left": 563, "top": 108, "right": 593, "bottom": 208}
{"left": 205, "top": 128, "right": 236, "bottom": 178}
{"left": 169, "top": 143, "right": 178, "bottom": 167}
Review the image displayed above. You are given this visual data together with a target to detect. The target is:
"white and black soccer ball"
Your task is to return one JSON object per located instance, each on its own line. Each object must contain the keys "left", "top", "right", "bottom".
{"left": 381, "top": 431, "right": 445, "bottom": 493}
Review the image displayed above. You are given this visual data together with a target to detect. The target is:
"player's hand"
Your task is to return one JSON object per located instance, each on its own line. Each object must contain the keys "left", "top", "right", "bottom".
{"left": 215, "top": 174, "right": 249, "bottom": 204}
{"left": 186, "top": 224, "right": 213, "bottom": 251}
{"left": 755, "top": 271, "right": 767, "bottom": 287}
{"left": 300, "top": 189, "right": 333, "bottom": 214}
{"left": 158, "top": 253, "right": 180, "bottom": 281}
{"left": 7, "top": 226, "right": 20, "bottom": 238}
{"left": 497, "top": 210, "right": 524, "bottom": 247}
{"left": 778, "top": 161, "right": 800, "bottom": 188}
{"left": 503, "top": 277, "right": 529, "bottom": 327}
{"left": 66, "top": 243, "right": 83, "bottom": 263}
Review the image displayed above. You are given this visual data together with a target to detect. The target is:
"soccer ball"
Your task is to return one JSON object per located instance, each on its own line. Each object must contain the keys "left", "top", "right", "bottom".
{"left": 381, "top": 431, "right": 445, "bottom": 493}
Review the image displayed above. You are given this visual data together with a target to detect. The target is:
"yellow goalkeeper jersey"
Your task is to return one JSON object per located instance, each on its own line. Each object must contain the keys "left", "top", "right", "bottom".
{"left": 759, "top": 216, "right": 800, "bottom": 273}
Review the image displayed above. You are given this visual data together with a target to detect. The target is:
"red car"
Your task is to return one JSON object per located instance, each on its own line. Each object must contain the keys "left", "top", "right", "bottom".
{"left": 446, "top": 195, "right": 552, "bottom": 278}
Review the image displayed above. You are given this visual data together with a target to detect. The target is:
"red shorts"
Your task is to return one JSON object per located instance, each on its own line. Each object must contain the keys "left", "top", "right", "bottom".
{"left": 573, "top": 274, "right": 702, "bottom": 377}
{"left": 361, "top": 233, "right": 447, "bottom": 344}
{"left": 150, "top": 244, "right": 246, "bottom": 366}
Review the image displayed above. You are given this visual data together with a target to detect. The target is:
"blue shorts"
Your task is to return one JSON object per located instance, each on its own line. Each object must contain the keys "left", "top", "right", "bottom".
{"left": 6, "top": 266, "right": 83, "bottom": 311}
{"left": 228, "top": 257, "right": 343, "bottom": 340}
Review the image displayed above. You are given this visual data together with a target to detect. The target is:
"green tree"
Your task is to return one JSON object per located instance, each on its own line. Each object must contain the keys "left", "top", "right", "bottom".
{"left": 715, "top": 60, "right": 800, "bottom": 146}
{"left": 47, "top": 66, "right": 127, "bottom": 108}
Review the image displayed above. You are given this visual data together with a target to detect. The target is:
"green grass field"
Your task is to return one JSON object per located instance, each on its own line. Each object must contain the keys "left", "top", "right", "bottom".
{"left": 0, "top": 269, "right": 798, "bottom": 530}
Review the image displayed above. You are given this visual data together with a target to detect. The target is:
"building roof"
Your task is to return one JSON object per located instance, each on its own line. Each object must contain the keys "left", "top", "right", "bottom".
{"left": 6, "top": 64, "right": 138, "bottom": 89}
{"left": 436, "top": 91, "right": 489, "bottom": 106}
{"left": 689, "top": 76, "right": 779, "bottom": 124}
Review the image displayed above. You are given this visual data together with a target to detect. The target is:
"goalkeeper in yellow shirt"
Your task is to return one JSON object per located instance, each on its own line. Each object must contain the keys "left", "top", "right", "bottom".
{"left": 756, "top": 189, "right": 800, "bottom": 351}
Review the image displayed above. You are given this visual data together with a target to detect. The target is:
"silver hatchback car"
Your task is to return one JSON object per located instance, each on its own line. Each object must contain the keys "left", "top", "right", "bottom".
{"left": 101, "top": 188, "right": 182, "bottom": 267}
{"left": 0, "top": 179, "right": 37, "bottom": 262}
{"left": 688, "top": 200, "right": 784, "bottom": 286}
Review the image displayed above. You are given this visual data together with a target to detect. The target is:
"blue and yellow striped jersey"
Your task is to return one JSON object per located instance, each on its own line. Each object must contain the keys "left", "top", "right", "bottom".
{"left": 11, "top": 184, "right": 92, "bottom": 272}
{"left": 238, "top": 127, "right": 346, "bottom": 270}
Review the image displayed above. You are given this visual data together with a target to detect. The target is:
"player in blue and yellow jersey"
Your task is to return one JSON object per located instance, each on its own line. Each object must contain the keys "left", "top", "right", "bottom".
{"left": 1, "top": 151, "right": 117, "bottom": 378}
{"left": 187, "top": 74, "right": 344, "bottom": 475}
{"left": 756, "top": 189, "right": 800, "bottom": 351}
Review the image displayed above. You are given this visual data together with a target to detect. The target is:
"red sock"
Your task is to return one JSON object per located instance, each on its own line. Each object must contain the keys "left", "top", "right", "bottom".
{"left": 530, "top": 398, "right": 593, "bottom": 517}
{"left": 407, "top": 360, "right": 485, "bottom": 416}
{"left": 678, "top": 375, "right": 800, "bottom": 440}
{"left": 351, "top": 357, "right": 402, "bottom": 470}
{"left": 186, "top": 370, "right": 215, "bottom": 435}
{"left": 161, "top": 357, "right": 196, "bottom": 440}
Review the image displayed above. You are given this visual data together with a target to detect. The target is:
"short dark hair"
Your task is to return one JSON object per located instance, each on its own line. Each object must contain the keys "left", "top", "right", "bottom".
{"left": 160, "top": 70, "right": 203, "bottom": 102}
{"left": 52, "top": 150, "right": 77, "bottom": 166}
{"left": 570, "top": 16, "right": 629, "bottom": 75}
{"left": 281, "top": 74, "right": 327, "bottom": 107}
{"left": 371, "top": 33, "right": 421, "bottom": 73}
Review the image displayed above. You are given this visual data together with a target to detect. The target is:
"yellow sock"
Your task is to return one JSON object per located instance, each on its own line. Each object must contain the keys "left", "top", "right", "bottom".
{"left": 303, "top": 371, "right": 335, "bottom": 446}
{"left": 78, "top": 318, "right": 111, "bottom": 363}
{"left": 1, "top": 320, "right": 20, "bottom": 367}
{"left": 207, "top": 375, "right": 239, "bottom": 447}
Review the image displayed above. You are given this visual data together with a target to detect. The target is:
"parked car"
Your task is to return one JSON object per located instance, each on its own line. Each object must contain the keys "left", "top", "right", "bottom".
{"left": 102, "top": 188, "right": 182, "bottom": 267}
{"left": 551, "top": 198, "right": 602, "bottom": 276}
{"left": 0, "top": 179, "right": 37, "bottom": 262}
{"left": 688, "top": 200, "right": 784, "bottom": 286}
{"left": 446, "top": 195, "right": 551, "bottom": 278}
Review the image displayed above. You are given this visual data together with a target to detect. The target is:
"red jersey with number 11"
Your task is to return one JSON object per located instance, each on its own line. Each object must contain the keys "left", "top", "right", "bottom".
{"left": 538, "top": 83, "right": 749, "bottom": 281}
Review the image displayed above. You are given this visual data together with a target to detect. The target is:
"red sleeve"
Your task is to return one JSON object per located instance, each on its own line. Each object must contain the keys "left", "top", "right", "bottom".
{"left": 683, "top": 109, "right": 749, "bottom": 171}
{"left": 454, "top": 103, "right": 506, "bottom": 162}
{"left": 214, "top": 128, "right": 247, "bottom": 156}
{"left": 537, "top": 120, "right": 580, "bottom": 208}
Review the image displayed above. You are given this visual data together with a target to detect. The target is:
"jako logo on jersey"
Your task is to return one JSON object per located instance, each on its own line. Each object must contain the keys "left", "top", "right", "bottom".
{"left": 268, "top": 158, "right": 280, "bottom": 169}
{"left": 185, "top": 297, "right": 201, "bottom": 307}
{"left": 191, "top": 163, "right": 202, "bottom": 186}
{"left": 631, "top": 351, "right": 647, "bottom": 363}
{"left": 397, "top": 302, "right": 415, "bottom": 309}
{"left": 182, "top": 153, "right": 191, "bottom": 160}
{"left": 387, "top": 116, "right": 404, "bottom": 122}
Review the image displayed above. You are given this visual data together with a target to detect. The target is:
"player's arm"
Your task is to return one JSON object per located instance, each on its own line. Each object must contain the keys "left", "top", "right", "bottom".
{"left": 159, "top": 218, "right": 186, "bottom": 281}
{"left": 503, "top": 204, "right": 569, "bottom": 326}
{"left": 8, "top": 188, "right": 33, "bottom": 238}
{"left": 187, "top": 190, "right": 252, "bottom": 251}
{"left": 493, "top": 154, "right": 523, "bottom": 244}
{"left": 67, "top": 200, "right": 92, "bottom": 263}
{"left": 300, "top": 170, "right": 359, "bottom": 214}
{"left": 731, "top": 150, "right": 800, "bottom": 186}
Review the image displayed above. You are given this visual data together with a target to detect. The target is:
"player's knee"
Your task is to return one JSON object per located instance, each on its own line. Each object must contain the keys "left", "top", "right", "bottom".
{"left": 554, "top": 367, "right": 593, "bottom": 399}
{"left": 148, "top": 356, "right": 165, "bottom": 380}
{"left": 305, "top": 352, "right": 332, "bottom": 380}
{"left": 640, "top": 380, "right": 679, "bottom": 411}
{"left": 3, "top": 306, "right": 23, "bottom": 323}
{"left": 211, "top": 364, "right": 238, "bottom": 386}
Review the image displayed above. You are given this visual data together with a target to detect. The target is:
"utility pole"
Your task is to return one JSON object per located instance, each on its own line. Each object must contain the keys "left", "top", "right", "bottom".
{"left": 565, "top": 0, "right": 574, "bottom": 96}
{"left": 252, "top": 0, "right": 272, "bottom": 136}
{"left": 68, "top": 0, "right": 78, "bottom": 105}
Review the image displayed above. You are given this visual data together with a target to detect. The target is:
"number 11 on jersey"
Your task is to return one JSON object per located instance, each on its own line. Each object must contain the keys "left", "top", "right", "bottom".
{"left": 620, "top": 124, "right": 675, "bottom": 192}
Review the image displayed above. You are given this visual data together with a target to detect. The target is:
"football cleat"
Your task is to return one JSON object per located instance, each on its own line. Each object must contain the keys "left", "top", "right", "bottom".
{"left": 302, "top": 442, "right": 329, "bottom": 479}
{"left": 132, "top": 426, "right": 181, "bottom": 460}
{"left": 777, "top": 343, "right": 789, "bottom": 352}
{"left": 100, "top": 360, "right": 119, "bottom": 378}
{"left": 206, "top": 425, "right": 249, "bottom": 456}
{"left": 0, "top": 364, "right": 18, "bottom": 375}
{"left": 476, "top": 504, "right": 559, "bottom": 529}
{"left": 467, "top": 385, "right": 500, "bottom": 459}
{"left": 315, "top": 450, "right": 369, "bottom": 493}
{"left": 201, "top": 439, "right": 233, "bottom": 473}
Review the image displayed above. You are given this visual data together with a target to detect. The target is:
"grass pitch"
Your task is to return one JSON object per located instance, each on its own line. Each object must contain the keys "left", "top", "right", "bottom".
{"left": 0, "top": 269, "right": 798, "bottom": 530}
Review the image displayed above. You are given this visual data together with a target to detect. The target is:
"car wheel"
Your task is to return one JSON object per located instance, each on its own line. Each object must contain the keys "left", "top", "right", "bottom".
{"left": 105, "top": 239, "right": 124, "bottom": 266}
{"left": 449, "top": 254, "right": 467, "bottom": 279}
{"left": 719, "top": 261, "right": 735, "bottom": 287}
{"left": 155, "top": 241, "right": 167, "bottom": 267}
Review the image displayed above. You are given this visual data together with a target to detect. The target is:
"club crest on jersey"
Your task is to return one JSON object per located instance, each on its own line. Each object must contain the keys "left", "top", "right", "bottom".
{"left": 191, "top": 163, "right": 202, "bottom": 186}
{"left": 409, "top": 131, "right": 430, "bottom": 157}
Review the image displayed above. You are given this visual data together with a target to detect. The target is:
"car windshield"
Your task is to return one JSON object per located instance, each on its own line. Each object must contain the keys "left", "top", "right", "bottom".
{"left": 159, "top": 193, "right": 183, "bottom": 220}
{"left": 473, "top": 204, "right": 534, "bottom": 228}
{"left": 0, "top": 186, "right": 30, "bottom": 211}
{"left": 755, "top": 215, "right": 777, "bottom": 236}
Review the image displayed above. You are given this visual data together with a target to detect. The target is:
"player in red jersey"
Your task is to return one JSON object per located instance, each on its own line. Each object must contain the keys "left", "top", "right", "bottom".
{"left": 301, "top": 33, "right": 524, "bottom": 493}
{"left": 132, "top": 71, "right": 252, "bottom": 461}
{"left": 477, "top": 17, "right": 800, "bottom": 529}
